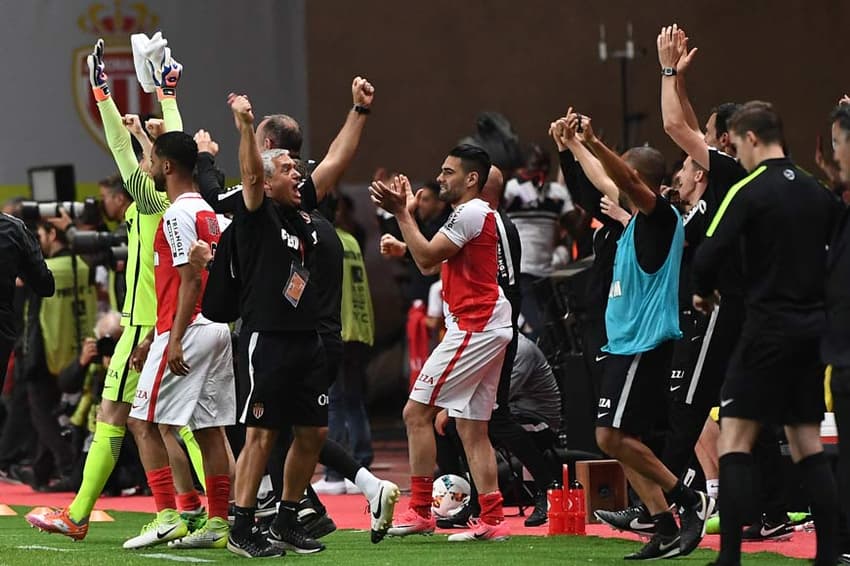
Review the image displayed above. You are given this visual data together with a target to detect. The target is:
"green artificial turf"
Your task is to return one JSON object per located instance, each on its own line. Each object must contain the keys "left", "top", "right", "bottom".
{"left": 0, "top": 507, "right": 807, "bottom": 565}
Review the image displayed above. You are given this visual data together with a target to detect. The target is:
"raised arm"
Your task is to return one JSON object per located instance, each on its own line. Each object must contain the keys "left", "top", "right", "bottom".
{"left": 229, "top": 94, "right": 264, "bottom": 211}
{"left": 658, "top": 25, "right": 710, "bottom": 169}
{"left": 310, "top": 77, "right": 375, "bottom": 202}
{"left": 574, "top": 113, "right": 657, "bottom": 215}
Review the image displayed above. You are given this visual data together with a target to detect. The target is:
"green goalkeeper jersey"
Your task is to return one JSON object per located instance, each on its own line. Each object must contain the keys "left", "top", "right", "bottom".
{"left": 121, "top": 169, "right": 168, "bottom": 327}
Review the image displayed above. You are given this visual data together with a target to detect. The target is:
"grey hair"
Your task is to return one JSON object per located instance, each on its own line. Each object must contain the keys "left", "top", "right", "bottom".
{"left": 261, "top": 149, "right": 290, "bottom": 178}
{"left": 94, "top": 310, "right": 122, "bottom": 340}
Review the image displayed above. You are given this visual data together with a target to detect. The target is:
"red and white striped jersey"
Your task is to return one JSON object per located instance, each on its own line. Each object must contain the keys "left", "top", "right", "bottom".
{"left": 154, "top": 193, "right": 221, "bottom": 334}
{"left": 439, "top": 198, "right": 512, "bottom": 332}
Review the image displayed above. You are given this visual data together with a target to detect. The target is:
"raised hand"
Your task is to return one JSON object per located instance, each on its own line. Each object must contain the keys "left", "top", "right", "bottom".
{"left": 352, "top": 76, "right": 375, "bottom": 108}
{"left": 370, "top": 176, "right": 408, "bottom": 216}
{"left": 600, "top": 195, "right": 631, "bottom": 226}
{"left": 674, "top": 27, "right": 698, "bottom": 75}
{"left": 189, "top": 240, "right": 213, "bottom": 271}
{"left": 567, "top": 109, "right": 596, "bottom": 144}
{"left": 840, "top": 95, "right": 850, "bottom": 106}
{"left": 228, "top": 93, "right": 254, "bottom": 130}
{"left": 656, "top": 24, "right": 680, "bottom": 70}
{"left": 194, "top": 129, "right": 219, "bottom": 156}
{"left": 145, "top": 118, "right": 165, "bottom": 140}
{"left": 149, "top": 46, "right": 182, "bottom": 91}
{"left": 86, "top": 38, "right": 110, "bottom": 99}
{"left": 122, "top": 114, "right": 145, "bottom": 138}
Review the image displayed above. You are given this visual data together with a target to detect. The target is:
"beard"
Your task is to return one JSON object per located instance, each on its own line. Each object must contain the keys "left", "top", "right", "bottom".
{"left": 153, "top": 172, "right": 166, "bottom": 192}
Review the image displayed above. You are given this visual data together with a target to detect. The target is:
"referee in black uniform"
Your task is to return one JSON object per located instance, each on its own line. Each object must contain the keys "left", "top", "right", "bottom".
{"left": 0, "top": 212, "right": 54, "bottom": 390}
{"left": 692, "top": 101, "right": 841, "bottom": 566}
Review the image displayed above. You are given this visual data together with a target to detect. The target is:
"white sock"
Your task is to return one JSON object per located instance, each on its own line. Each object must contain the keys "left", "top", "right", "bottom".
{"left": 706, "top": 479, "right": 720, "bottom": 500}
{"left": 355, "top": 467, "right": 382, "bottom": 501}
{"left": 258, "top": 474, "right": 273, "bottom": 497}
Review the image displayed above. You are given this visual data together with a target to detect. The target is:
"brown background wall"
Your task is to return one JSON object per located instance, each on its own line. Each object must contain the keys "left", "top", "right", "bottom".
{"left": 306, "top": 0, "right": 847, "bottom": 183}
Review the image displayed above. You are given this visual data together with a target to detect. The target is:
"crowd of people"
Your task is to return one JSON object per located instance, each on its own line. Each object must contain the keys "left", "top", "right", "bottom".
{"left": 0, "top": 22, "right": 848, "bottom": 566}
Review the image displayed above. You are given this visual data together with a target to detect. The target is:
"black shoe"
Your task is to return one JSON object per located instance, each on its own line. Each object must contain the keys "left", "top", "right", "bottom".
{"left": 297, "top": 503, "right": 337, "bottom": 539}
{"left": 839, "top": 553, "right": 850, "bottom": 565}
{"left": 594, "top": 505, "right": 656, "bottom": 536}
{"left": 255, "top": 491, "right": 278, "bottom": 518}
{"left": 268, "top": 523, "right": 325, "bottom": 554}
{"left": 435, "top": 503, "right": 473, "bottom": 529}
{"left": 624, "top": 532, "right": 681, "bottom": 560}
{"left": 524, "top": 493, "right": 548, "bottom": 527}
{"left": 227, "top": 526, "right": 285, "bottom": 558}
{"left": 678, "top": 491, "right": 715, "bottom": 556}
{"left": 741, "top": 515, "right": 793, "bottom": 542}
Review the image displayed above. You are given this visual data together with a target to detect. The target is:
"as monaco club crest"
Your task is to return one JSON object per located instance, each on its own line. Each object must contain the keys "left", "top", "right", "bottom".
{"left": 73, "top": 1, "right": 159, "bottom": 150}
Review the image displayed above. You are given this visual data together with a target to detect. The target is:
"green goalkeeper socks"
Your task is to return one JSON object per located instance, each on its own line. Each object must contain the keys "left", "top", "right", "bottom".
{"left": 68, "top": 422, "right": 125, "bottom": 523}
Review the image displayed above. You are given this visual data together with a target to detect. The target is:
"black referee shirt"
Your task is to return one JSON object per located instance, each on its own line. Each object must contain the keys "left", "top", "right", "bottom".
{"left": 311, "top": 211, "right": 343, "bottom": 337}
{"left": 692, "top": 157, "right": 841, "bottom": 337}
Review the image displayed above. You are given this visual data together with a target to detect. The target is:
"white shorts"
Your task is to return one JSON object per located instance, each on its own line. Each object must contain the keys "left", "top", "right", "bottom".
{"left": 130, "top": 320, "right": 236, "bottom": 429}
{"left": 409, "top": 327, "right": 512, "bottom": 421}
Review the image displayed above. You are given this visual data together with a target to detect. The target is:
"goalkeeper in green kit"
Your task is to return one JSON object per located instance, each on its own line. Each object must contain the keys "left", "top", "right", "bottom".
{"left": 27, "top": 34, "right": 210, "bottom": 546}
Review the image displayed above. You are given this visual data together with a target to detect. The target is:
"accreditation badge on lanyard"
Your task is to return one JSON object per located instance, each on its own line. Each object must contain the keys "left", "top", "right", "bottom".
{"left": 284, "top": 242, "right": 309, "bottom": 308}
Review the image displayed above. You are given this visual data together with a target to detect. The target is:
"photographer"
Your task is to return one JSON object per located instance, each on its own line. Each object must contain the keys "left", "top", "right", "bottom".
{"left": 17, "top": 221, "right": 97, "bottom": 489}
{"left": 50, "top": 175, "right": 131, "bottom": 312}
{"left": 51, "top": 311, "right": 124, "bottom": 492}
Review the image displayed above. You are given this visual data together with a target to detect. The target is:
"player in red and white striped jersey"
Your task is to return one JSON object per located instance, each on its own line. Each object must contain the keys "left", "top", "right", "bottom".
{"left": 371, "top": 144, "right": 512, "bottom": 543}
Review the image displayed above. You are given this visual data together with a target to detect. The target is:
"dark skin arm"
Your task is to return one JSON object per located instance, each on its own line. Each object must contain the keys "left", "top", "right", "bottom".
{"left": 167, "top": 263, "right": 202, "bottom": 376}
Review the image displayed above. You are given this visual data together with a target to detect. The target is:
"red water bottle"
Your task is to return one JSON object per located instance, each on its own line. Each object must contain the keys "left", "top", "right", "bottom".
{"left": 547, "top": 485, "right": 564, "bottom": 535}
{"left": 570, "top": 480, "right": 586, "bottom": 535}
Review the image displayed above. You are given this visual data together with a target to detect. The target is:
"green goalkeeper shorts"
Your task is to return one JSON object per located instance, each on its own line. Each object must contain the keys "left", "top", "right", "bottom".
{"left": 102, "top": 325, "right": 152, "bottom": 404}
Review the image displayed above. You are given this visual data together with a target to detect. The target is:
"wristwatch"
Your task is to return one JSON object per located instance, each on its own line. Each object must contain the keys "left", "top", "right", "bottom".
{"left": 353, "top": 104, "right": 371, "bottom": 115}
{"left": 661, "top": 67, "right": 677, "bottom": 77}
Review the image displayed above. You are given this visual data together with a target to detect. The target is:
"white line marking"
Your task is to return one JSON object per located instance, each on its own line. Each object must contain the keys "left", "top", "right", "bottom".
{"left": 139, "top": 554, "right": 215, "bottom": 563}
{"left": 15, "top": 545, "right": 74, "bottom": 552}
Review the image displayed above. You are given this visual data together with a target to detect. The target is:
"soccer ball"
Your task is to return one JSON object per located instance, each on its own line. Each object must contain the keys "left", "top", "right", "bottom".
{"left": 431, "top": 474, "right": 471, "bottom": 518}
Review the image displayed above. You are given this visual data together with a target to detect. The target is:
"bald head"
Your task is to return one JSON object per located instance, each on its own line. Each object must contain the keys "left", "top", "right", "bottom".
{"left": 256, "top": 114, "right": 302, "bottom": 156}
{"left": 95, "top": 311, "right": 123, "bottom": 340}
{"left": 480, "top": 165, "right": 505, "bottom": 209}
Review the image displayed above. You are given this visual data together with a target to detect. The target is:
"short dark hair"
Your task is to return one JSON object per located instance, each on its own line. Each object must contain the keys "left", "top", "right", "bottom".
{"left": 448, "top": 144, "right": 491, "bottom": 189}
{"left": 623, "top": 146, "right": 666, "bottom": 193}
{"left": 261, "top": 114, "right": 303, "bottom": 157}
{"left": 153, "top": 132, "right": 198, "bottom": 173}
{"left": 38, "top": 221, "right": 68, "bottom": 246}
{"left": 709, "top": 102, "right": 741, "bottom": 136}
{"left": 831, "top": 104, "right": 850, "bottom": 139}
{"left": 727, "top": 101, "right": 784, "bottom": 145}
{"left": 98, "top": 174, "right": 131, "bottom": 201}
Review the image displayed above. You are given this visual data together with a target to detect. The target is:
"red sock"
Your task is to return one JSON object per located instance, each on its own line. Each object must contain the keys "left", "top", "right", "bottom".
{"left": 410, "top": 476, "right": 432, "bottom": 519}
{"left": 478, "top": 491, "right": 504, "bottom": 525}
{"left": 205, "top": 475, "right": 231, "bottom": 520}
{"left": 146, "top": 466, "right": 177, "bottom": 511}
{"left": 176, "top": 489, "right": 203, "bottom": 512}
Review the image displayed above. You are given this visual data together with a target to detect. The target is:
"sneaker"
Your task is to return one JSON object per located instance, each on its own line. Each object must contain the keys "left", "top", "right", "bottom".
{"left": 839, "top": 553, "right": 850, "bottom": 565}
{"left": 345, "top": 478, "right": 362, "bottom": 494}
{"left": 227, "top": 526, "right": 285, "bottom": 558}
{"left": 180, "top": 507, "right": 208, "bottom": 533}
{"left": 369, "top": 480, "right": 400, "bottom": 543}
{"left": 624, "top": 532, "right": 681, "bottom": 560}
{"left": 387, "top": 508, "right": 436, "bottom": 537}
{"left": 267, "top": 522, "right": 325, "bottom": 554}
{"left": 25, "top": 507, "right": 89, "bottom": 541}
{"left": 297, "top": 502, "right": 337, "bottom": 539}
{"left": 677, "top": 491, "right": 715, "bottom": 556}
{"left": 524, "top": 492, "right": 548, "bottom": 527}
{"left": 123, "top": 508, "right": 189, "bottom": 549}
{"left": 595, "top": 505, "right": 656, "bottom": 536}
{"left": 311, "top": 478, "right": 347, "bottom": 495}
{"left": 742, "top": 516, "right": 794, "bottom": 542}
{"left": 446, "top": 520, "right": 510, "bottom": 542}
{"left": 169, "top": 517, "right": 229, "bottom": 549}
{"left": 436, "top": 504, "right": 473, "bottom": 529}
{"left": 256, "top": 491, "right": 278, "bottom": 518}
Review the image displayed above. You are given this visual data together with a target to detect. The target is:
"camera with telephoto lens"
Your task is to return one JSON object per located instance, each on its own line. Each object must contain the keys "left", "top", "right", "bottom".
{"left": 20, "top": 197, "right": 102, "bottom": 226}
{"left": 70, "top": 224, "right": 128, "bottom": 270}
